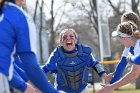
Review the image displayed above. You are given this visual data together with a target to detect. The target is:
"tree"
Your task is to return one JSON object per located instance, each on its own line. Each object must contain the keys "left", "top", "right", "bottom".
{"left": 65, "top": 0, "right": 100, "bottom": 57}
{"left": 33, "top": 0, "right": 39, "bottom": 21}
{"left": 39, "top": 0, "right": 44, "bottom": 64}
{"left": 131, "top": 0, "right": 140, "bottom": 16}
{"left": 49, "top": 0, "right": 55, "bottom": 53}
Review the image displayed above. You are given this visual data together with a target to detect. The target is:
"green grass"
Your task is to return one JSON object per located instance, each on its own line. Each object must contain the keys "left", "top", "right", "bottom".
{"left": 88, "top": 83, "right": 140, "bottom": 93}
{"left": 113, "top": 84, "right": 140, "bottom": 93}
{"left": 113, "top": 89, "right": 140, "bottom": 93}
{"left": 88, "top": 89, "right": 140, "bottom": 93}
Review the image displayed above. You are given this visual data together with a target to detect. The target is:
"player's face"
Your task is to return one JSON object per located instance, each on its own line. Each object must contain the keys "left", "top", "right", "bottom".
{"left": 118, "top": 37, "right": 134, "bottom": 48}
{"left": 15, "top": 0, "right": 25, "bottom": 7}
{"left": 60, "top": 31, "right": 77, "bottom": 51}
{"left": 0, "top": 0, "right": 3, "bottom": 3}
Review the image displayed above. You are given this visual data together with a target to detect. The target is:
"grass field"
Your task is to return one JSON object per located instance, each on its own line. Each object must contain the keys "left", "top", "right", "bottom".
{"left": 113, "top": 84, "right": 140, "bottom": 93}
{"left": 88, "top": 90, "right": 140, "bottom": 93}
{"left": 88, "top": 83, "right": 140, "bottom": 93}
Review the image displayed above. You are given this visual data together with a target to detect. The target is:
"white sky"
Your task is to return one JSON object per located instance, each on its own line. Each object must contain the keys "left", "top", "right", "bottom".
{"left": 26, "top": 0, "right": 133, "bottom": 25}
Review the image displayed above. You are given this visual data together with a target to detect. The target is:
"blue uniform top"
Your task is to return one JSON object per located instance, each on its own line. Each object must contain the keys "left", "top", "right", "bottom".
{"left": 130, "top": 39, "right": 140, "bottom": 64}
{"left": 0, "top": 2, "right": 37, "bottom": 77}
{"left": 0, "top": 2, "right": 58, "bottom": 93}
{"left": 9, "top": 68, "right": 27, "bottom": 92}
{"left": 42, "top": 44, "right": 105, "bottom": 93}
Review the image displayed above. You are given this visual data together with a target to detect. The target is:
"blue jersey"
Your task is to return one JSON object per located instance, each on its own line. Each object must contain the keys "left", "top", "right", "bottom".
{"left": 14, "top": 62, "right": 29, "bottom": 82}
{"left": 42, "top": 44, "right": 104, "bottom": 93}
{"left": 132, "top": 39, "right": 140, "bottom": 55}
{"left": 130, "top": 39, "right": 140, "bottom": 64}
{"left": 0, "top": 2, "right": 58, "bottom": 93}
{"left": 110, "top": 39, "right": 139, "bottom": 84}
{"left": 0, "top": 2, "right": 37, "bottom": 77}
{"left": 9, "top": 68, "right": 27, "bottom": 92}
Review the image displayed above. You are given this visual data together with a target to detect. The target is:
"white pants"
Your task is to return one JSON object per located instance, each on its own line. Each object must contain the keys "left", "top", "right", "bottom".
{"left": 0, "top": 73, "right": 10, "bottom": 93}
{"left": 81, "top": 86, "right": 88, "bottom": 93}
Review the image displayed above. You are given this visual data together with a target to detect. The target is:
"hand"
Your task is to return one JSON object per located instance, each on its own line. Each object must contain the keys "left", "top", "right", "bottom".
{"left": 34, "top": 88, "right": 42, "bottom": 93}
{"left": 24, "top": 83, "right": 42, "bottom": 93}
{"left": 96, "top": 84, "right": 113, "bottom": 93}
{"left": 126, "top": 53, "right": 133, "bottom": 64}
{"left": 105, "top": 73, "right": 114, "bottom": 84}
{"left": 102, "top": 73, "right": 113, "bottom": 84}
{"left": 27, "top": 80, "right": 42, "bottom": 93}
{"left": 24, "top": 83, "right": 36, "bottom": 93}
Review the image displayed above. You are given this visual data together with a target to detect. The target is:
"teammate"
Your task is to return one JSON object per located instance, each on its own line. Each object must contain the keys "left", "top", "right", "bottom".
{"left": 97, "top": 21, "right": 140, "bottom": 93}
{"left": 0, "top": 0, "right": 58, "bottom": 92}
{"left": 8, "top": 0, "right": 41, "bottom": 92}
{"left": 110, "top": 11, "right": 140, "bottom": 84}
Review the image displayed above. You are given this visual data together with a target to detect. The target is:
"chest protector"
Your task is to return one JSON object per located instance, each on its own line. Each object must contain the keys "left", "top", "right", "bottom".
{"left": 56, "top": 44, "right": 91, "bottom": 93}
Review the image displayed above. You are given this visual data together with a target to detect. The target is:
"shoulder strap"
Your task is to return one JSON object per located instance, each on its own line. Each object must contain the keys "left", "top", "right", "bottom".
{"left": 77, "top": 44, "right": 83, "bottom": 56}
{"left": 77, "top": 44, "right": 91, "bottom": 56}
{"left": 57, "top": 46, "right": 66, "bottom": 59}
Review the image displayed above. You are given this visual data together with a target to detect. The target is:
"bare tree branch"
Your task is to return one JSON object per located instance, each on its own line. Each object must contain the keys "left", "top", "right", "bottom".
{"left": 131, "top": 0, "right": 140, "bottom": 16}
{"left": 39, "top": 0, "right": 44, "bottom": 64}
{"left": 33, "top": 0, "right": 39, "bottom": 21}
{"left": 107, "top": 0, "right": 122, "bottom": 15}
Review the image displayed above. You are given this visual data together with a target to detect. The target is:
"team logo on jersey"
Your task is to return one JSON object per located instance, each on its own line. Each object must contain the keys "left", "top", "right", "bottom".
{"left": 69, "top": 61, "right": 76, "bottom": 65}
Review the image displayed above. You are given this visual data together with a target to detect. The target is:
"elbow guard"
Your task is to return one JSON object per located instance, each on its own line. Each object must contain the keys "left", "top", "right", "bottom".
{"left": 93, "top": 62, "right": 105, "bottom": 77}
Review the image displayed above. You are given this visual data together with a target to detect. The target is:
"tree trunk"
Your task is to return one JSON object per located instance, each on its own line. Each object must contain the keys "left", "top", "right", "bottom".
{"left": 131, "top": 0, "right": 140, "bottom": 16}
{"left": 49, "top": 0, "right": 55, "bottom": 54}
{"left": 33, "top": 0, "right": 39, "bottom": 21}
{"left": 39, "top": 0, "right": 44, "bottom": 64}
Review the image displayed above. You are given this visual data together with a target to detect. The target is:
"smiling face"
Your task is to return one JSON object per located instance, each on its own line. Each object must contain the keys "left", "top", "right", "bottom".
{"left": 0, "top": 0, "right": 3, "bottom": 3}
{"left": 60, "top": 29, "right": 77, "bottom": 51}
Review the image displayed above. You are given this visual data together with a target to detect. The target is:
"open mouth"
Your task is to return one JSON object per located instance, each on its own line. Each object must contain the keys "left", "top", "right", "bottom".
{"left": 64, "top": 41, "right": 75, "bottom": 51}
{"left": 66, "top": 42, "right": 73, "bottom": 47}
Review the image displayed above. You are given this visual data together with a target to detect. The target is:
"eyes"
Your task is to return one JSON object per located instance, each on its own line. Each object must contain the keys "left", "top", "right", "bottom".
{"left": 62, "top": 35, "right": 75, "bottom": 41}
{"left": 117, "top": 36, "right": 124, "bottom": 39}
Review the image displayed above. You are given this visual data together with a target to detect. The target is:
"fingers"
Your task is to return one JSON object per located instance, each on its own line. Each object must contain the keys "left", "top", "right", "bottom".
{"left": 27, "top": 81, "right": 42, "bottom": 93}
{"left": 24, "top": 83, "right": 42, "bottom": 93}
{"left": 104, "top": 73, "right": 114, "bottom": 84}
{"left": 34, "top": 88, "right": 42, "bottom": 93}
{"left": 126, "top": 53, "right": 133, "bottom": 64}
{"left": 24, "top": 83, "right": 35, "bottom": 93}
{"left": 100, "top": 84, "right": 106, "bottom": 87}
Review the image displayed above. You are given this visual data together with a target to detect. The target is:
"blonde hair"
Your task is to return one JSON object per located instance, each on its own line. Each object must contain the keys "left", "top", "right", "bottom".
{"left": 117, "top": 21, "right": 140, "bottom": 38}
{"left": 59, "top": 28, "right": 78, "bottom": 41}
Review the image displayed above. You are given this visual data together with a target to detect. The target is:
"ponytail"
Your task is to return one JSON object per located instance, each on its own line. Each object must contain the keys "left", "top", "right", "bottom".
{"left": 0, "top": 0, "right": 5, "bottom": 15}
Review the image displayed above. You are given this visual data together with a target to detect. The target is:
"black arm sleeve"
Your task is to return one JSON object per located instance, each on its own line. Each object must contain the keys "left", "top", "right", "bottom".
{"left": 93, "top": 62, "right": 105, "bottom": 77}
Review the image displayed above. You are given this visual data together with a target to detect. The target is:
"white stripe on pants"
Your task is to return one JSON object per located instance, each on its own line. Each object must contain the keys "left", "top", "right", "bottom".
{"left": 0, "top": 73, "right": 10, "bottom": 93}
